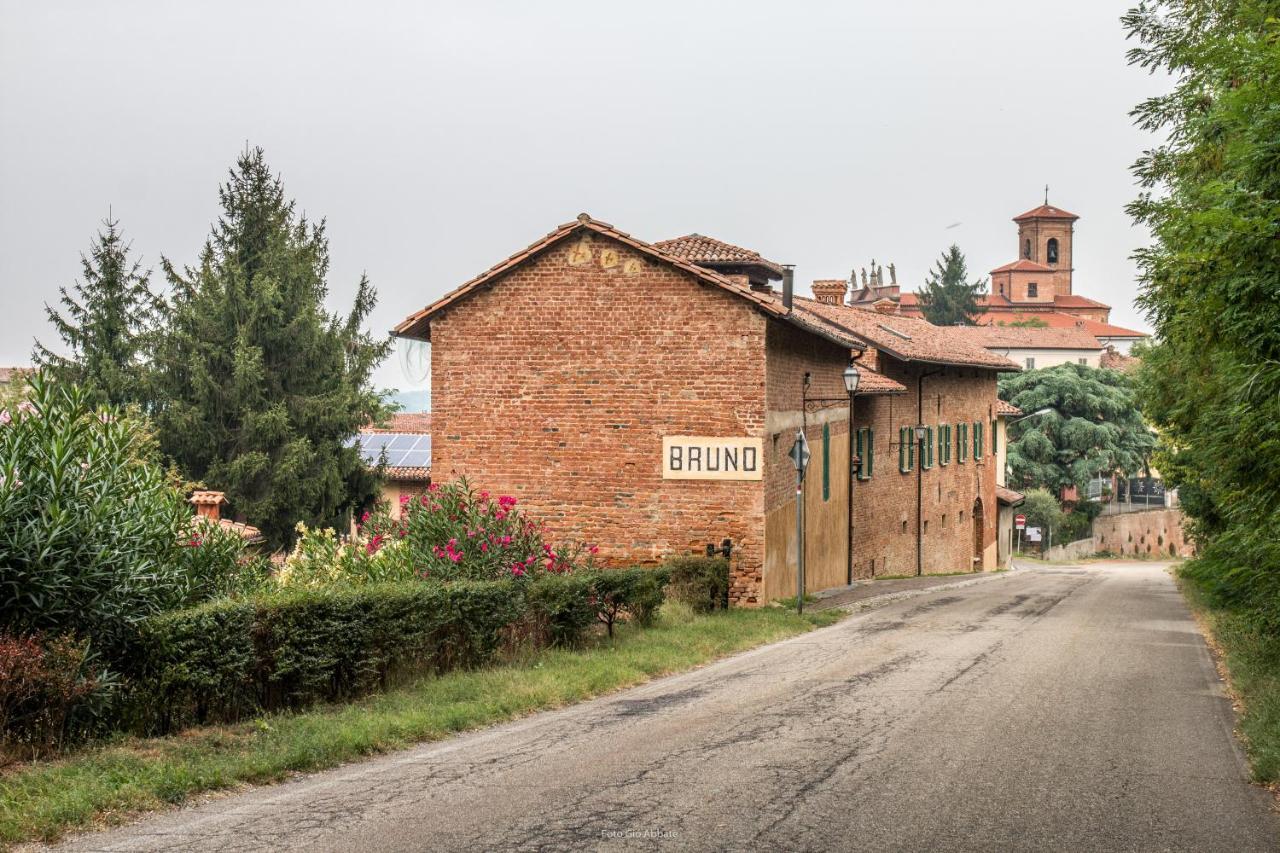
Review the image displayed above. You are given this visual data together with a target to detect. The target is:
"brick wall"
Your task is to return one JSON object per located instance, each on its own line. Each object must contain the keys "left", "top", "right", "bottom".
{"left": 429, "top": 231, "right": 770, "bottom": 595}
{"left": 1094, "top": 508, "right": 1193, "bottom": 559}
{"left": 849, "top": 361, "right": 1000, "bottom": 578}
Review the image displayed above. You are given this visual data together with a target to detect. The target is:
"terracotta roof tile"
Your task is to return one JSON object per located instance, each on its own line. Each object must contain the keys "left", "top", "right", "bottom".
{"left": 971, "top": 312, "right": 1148, "bottom": 339}
{"left": 653, "top": 234, "right": 784, "bottom": 278}
{"left": 996, "top": 485, "right": 1026, "bottom": 506}
{"left": 851, "top": 364, "right": 907, "bottom": 395}
{"left": 394, "top": 215, "right": 863, "bottom": 352}
{"left": 364, "top": 412, "right": 432, "bottom": 434}
{"left": 948, "top": 325, "right": 1104, "bottom": 351}
{"left": 1051, "top": 294, "right": 1110, "bottom": 309}
{"left": 190, "top": 515, "right": 265, "bottom": 544}
{"left": 990, "top": 259, "right": 1054, "bottom": 274}
{"left": 996, "top": 399, "right": 1023, "bottom": 416}
{"left": 1012, "top": 204, "right": 1079, "bottom": 222}
{"left": 786, "top": 298, "right": 1020, "bottom": 370}
{"left": 384, "top": 466, "right": 432, "bottom": 482}
{"left": 1100, "top": 348, "right": 1141, "bottom": 372}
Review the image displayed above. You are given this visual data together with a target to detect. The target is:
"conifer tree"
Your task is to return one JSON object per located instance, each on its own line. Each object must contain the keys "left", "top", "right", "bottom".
{"left": 33, "top": 214, "right": 159, "bottom": 406}
{"left": 917, "top": 245, "right": 987, "bottom": 326}
{"left": 152, "top": 147, "right": 391, "bottom": 547}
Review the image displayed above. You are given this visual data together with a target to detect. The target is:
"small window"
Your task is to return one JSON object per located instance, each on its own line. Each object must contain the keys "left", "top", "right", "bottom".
{"left": 923, "top": 426, "right": 935, "bottom": 469}
{"left": 923, "top": 520, "right": 929, "bottom": 535}
{"left": 1025, "top": 357, "right": 1036, "bottom": 370}
{"left": 958, "top": 422, "right": 969, "bottom": 463}
{"left": 1027, "top": 282, "right": 1039, "bottom": 298}
{"left": 998, "top": 282, "right": 1005, "bottom": 295}
{"left": 898, "top": 426, "right": 915, "bottom": 473}
{"left": 938, "top": 424, "right": 950, "bottom": 466}
{"left": 901, "top": 520, "right": 908, "bottom": 534}
{"left": 1023, "top": 238, "right": 1031, "bottom": 259}
{"left": 855, "top": 427, "right": 875, "bottom": 480}
{"left": 974, "top": 421, "right": 984, "bottom": 460}
{"left": 942, "top": 514, "right": 948, "bottom": 528}
{"left": 1047, "top": 238, "right": 1059, "bottom": 264}
{"left": 1078, "top": 357, "right": 1088, "bottom": 365}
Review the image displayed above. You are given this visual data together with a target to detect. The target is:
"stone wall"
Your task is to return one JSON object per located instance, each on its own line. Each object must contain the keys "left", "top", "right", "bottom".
{"left": 1093, "top": 508, "right": 1193, "bottom": 559}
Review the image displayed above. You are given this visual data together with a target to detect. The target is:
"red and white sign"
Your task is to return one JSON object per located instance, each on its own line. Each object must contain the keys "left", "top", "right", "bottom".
{"left": 1014, "top": 514, "right": 1027, "bottom": 530}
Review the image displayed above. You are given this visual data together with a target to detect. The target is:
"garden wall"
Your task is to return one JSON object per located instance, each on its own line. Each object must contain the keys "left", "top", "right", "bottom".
{"left": 1093, "top": 508, "right": 1192, "bottom": 559}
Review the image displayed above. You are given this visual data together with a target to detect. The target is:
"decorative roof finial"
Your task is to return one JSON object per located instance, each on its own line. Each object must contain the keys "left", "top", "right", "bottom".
{"left": 577, "top": 212, "right": 591, "bottom": 223}
{"left": 1044, "top": 184, "right": 1049, "bottom": 205}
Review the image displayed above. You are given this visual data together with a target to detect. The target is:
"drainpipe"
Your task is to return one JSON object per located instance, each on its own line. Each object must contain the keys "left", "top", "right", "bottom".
{"left": 917, "top": 367, "right": 943, "bottom": 577}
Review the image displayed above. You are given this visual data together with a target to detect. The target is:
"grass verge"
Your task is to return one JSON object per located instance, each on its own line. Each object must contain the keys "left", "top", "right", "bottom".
{"left": 1178, "top": 567, "right": 1280, "bottom": 783}
{"left": 0, "top": 603, "right": 841, "bottom": 847}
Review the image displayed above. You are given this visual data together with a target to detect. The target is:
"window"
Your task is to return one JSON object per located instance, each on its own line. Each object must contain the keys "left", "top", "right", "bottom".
{"left": 939, "top": 424, "right": 951, "bottom": 466}
{"left": 898, "top": 426, "right": 915, "bottom": 473}
{"left": 958, "top": 422, "right": 969, "bottom": 463}
{"left": 856, "top": 427, "right": 875, "bottom": 480}
{"left": 923, "top": 520, "right": 929, "bottom": 535}
{"left": 1023, "top": 238, "right": 1031, "bottom": 259}
{"left": 922, "top": 426, "right": 935, "bottom": 469}
{"left": 1025, "top": 357, "right": 1036, "bottom": 370}
{"left": 1027, "top": 282, "right": 1039, "bottom": 298}
{"left": 1047, "top": 238, "right": 1059, "bottom": 264}
{"left": 974, "top": 421, "right": 984, "bottom": 460}
{"left": 822, "top": 423, "right": 830, "bottom": 501}
{"left": 991, "top": 420, "right": 998, "bottom": 453}
{"left": 1078, "top": 357, "right": 1088, "bottom": 365}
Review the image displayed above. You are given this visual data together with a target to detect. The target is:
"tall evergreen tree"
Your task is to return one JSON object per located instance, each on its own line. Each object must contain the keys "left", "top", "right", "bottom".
{"left": 917, "top": 245, "right": 987, "bottom": 326}
{"left": 32, "top": 214, "right": 159, "bottom": 406}
{"left": 152, "top": 147, "right": 391, "bottom": 547}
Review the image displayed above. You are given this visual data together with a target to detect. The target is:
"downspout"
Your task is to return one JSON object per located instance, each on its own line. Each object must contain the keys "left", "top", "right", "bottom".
{"left": 917, "top": 367, "right": 943, "bottom": 576}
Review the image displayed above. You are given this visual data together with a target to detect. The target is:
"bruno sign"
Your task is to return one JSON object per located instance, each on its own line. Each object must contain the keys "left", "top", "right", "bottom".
{"left": 662, "top": 436, "right": 763, "bottom": 481}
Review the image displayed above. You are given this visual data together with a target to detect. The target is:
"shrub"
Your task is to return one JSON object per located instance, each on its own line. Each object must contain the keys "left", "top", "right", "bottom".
{"left": 664, "top": 556, "right": 730, "bottom": 612}
{"left": 525, "top": 573, "right": 596, "bottom": 647}
{"left": 0, "top": 377, "right": 245, "bottom": 646}
{"left": 123, "top": 581, "right": 525, "bottom": 732}
{"left": 0, "top": 633, "right": 114, "bottom": 755}
{"left": 278, "top": 479, "right": 600, "bottom": 588}
{"left": 585, "top": 568, "right": 668, "bottom": 638}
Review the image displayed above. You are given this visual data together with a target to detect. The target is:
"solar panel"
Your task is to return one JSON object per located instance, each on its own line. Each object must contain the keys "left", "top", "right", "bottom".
{"left": 350, "top": 432, "right": 431, "bottom": 468}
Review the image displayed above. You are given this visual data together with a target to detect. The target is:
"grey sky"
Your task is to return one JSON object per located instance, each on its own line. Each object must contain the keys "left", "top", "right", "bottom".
{"left": 0, "top": 0, "right": 1165, "bottom": 395}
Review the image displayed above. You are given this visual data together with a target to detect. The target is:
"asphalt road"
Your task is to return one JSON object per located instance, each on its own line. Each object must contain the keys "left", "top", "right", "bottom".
{"left": 53, "top": 562, "right": 1280, "bottom": 852}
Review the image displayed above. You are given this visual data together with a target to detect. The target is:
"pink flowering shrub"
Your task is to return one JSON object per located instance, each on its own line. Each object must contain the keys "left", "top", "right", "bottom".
{"left": 358, "top": 479, "right": 599, "bottom": 582}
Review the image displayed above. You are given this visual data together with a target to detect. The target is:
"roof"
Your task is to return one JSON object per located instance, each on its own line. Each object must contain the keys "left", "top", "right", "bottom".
{"left": 364, "top": 412, "right": 432, "bottom": 434}
{"left": 652, "top": 234, "right": 785, "bottom": 278}
{"left": 996, "top": 485, "right": 1026, "bottom": 507}
{"left": 990, "top": 259, "right": 1053, "bottom": 274}
{"left": 948, "top": 325, "right": 1104, "bottom": 351}
{"left": 189, "top": 490, "right": 228, "bottom": 506}
{"left": 974, "top": 312, "right": 1148, "bottom": 339}
{"left": 786, "top": 298, "right": 1020, "bottom": 370}
{"left": 899, "top": 293, "right": 1112, "bottom": 313}
{"left": 851, "top": 362, "right": 907, "bottom": 395}
{"left": 0, "top": 367, "right": 29, "bottom": 384}
{"left": 1100, "top": 348, "right": 1141, "bottom": 372}
{"left": 188, "top": 514, "right": 264, "bottom": 544}
{"left": 384, "top": 466, "right": 432, "bottom": 483}
{"left": 996, "top": 399, "right": 1023, "bottom": 417}
{"left": 394, "top": 215, "right": 861, "bottom": 352}
{"left": 1012, "top": 204, "right": 1079, "bottom": 222}
{"left": 1051, "top": 294, "right": 1110, "bottom": 309}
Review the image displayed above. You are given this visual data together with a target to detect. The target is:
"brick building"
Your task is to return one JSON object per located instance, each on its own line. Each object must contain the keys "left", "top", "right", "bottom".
{"left": 395, "top": 215, "right": 1016, "bottom": 603}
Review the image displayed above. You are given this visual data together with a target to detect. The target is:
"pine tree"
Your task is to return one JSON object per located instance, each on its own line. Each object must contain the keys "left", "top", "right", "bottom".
{"left": 32, "top": 215, "right": 159, "bottom": 406}
{"left": 916, "top": 245, "right": 987, "bottom": 326}
{"left": 151, "top": 147, "right": 391, "bottom": 547}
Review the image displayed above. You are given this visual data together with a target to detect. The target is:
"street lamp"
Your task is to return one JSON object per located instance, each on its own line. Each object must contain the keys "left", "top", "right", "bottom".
{"left": 844, "top": 363, "right": 860, "bottom": 586}
{"left": 843, "top": 363, "right": 861, "bottom": 395}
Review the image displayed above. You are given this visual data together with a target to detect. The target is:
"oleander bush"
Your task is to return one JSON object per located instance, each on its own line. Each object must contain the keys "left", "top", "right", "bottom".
{"left": 664, "top": 556, "right": 730, "bottom": 613}
{"left": 0, "top": 633, "right": 116, "bottom": 757}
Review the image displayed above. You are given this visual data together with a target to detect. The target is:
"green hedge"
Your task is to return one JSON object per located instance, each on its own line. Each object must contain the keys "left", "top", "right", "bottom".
{"left": 120, "top": 569, "right": 669, "bottom": 734}
{"left": 664, "top": 557, "right": 730, "bottom": 613}
{"left": 122, "top": 581, "right": 524, "bottom": 733}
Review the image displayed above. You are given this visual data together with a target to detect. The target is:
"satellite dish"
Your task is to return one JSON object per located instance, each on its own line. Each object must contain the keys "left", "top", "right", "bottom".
{"left": 398, "top": 338, "right": 430, "bottom": 386}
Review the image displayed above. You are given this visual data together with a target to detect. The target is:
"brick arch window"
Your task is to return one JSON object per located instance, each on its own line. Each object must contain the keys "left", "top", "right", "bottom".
{"left": 1047, "top": 238, "right": 1059, "bottom": 264}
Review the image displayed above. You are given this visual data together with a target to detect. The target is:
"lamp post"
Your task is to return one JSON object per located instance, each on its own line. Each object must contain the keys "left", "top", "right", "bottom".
{"left": 914, "top": 423, "right": 928, "bottom": 577}
{"left": 843, "top": 363, "right": 860, "bottom": 586}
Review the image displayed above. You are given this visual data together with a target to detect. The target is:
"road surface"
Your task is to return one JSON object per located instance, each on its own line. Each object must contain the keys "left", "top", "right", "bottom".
{"left": 54, "top": 562, "right": 1279, "bottom": 852}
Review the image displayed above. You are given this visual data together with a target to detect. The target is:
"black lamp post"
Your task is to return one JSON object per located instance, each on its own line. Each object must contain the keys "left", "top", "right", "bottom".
{"left": 843, "top": 364, "right": 860, "bottom": 585}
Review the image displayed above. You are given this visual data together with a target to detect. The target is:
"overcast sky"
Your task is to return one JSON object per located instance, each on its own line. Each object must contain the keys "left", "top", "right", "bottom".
{"left": 0, "top": 0, "right": 1166, "bottom": 395}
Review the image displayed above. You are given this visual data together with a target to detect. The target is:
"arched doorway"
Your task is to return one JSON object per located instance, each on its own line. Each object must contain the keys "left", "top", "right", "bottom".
{"left": 972, "top": 497, "right": 985, "bottom": 571}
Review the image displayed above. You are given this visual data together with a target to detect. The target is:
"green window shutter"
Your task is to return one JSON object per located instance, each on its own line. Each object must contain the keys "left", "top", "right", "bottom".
{"left": 959, "top": 422, "right": 968, "bottom": 463}
{"left": 822, "top": 423, "right": 830, "bottom": 501}
{"left": 925, "top": 426, "right": 934, "bottom": 468}
{"left": 945, "top": 425, "right": 953, "bottom": 464}
{"left": 867, "top": 428, "right": 874, "bottom": 477}
{"left": 975, "top": 421, "right": 984, "bottom": 459}
{"left": 855, "top": 428, "right": 864, "bottom": 479}
{"left": 908, "top": 429, "right": 916, "bottom": 470}
{"left": 899, "top": 427, "right": 908, "bottom": 473}
{"left": 991, "top": 420, "right": 998, "bottom": 453}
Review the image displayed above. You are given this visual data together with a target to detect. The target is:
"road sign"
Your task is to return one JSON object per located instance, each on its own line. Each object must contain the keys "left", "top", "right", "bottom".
{"left": 788, "top": 431, "right": 811, "bottom": 478}
{"left": 1015, "top": 514, "right": 1026, "bottom": 530}
{"left": 1026, "top": 527, "right": 1042, "bottom": 542}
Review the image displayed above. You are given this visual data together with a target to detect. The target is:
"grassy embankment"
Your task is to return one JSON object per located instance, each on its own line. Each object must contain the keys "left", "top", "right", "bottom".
{"left": 0, "top": 603, "right": 840, "bottom": 847}
{"left": 1179, "top": 567, "right": 1280, "bottom": 783}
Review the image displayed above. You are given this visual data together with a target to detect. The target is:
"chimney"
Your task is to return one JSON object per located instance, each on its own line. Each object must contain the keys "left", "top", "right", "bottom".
{"left": 811, "top": 279, "right": 849, "bottom": 306}
{"left": 190, "top": 490, "right": 227, "bottom": 521}
{"left": 872, "top": 298, "right": 899, "bottom": 315}
{"left": 782, "top": 265, "right": 795, "bottom": 311}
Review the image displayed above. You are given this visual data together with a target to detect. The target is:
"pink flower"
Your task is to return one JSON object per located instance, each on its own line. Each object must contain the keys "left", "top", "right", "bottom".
{"left": 16, "top": 401, "right": 36, "bottom": 416}
{"left": 589, "top": 545, "right": 599, "bottom": 555}
{"left": 479, "top": 490, "right": 490, "bottom": 501}
{"left": 428, "top": 482, "right": 440, "bottom": 492}
{"left": 449, "top": 551, "right": 462, "bottom": 563}
{"left": 400, "top": 494, "right": 411, "bottom": 505}
{"left": 420, "top": 494, "right": 430, "bottom": 506}
{"left": 511, "top": 563, "right": 526, "bottom": 577}
{"left": 361, "top": 511, "right": 371, "bottom": 523}
{"left": 499, "top": 496, "right": 517, "bottom": 510}
{"left": 448, "top": 538, "right": 457, "bottom": 548}
{"left": 0, "top": 410, "right": 9, "bottom": 426}
{"left": 366, "top": 534, "right": 384, "bottom": 554}
{"left": 480, "top": 542, "right": 488, "bottom": 553}
{"left": 500, "top": 535, "right": 512, "bottom": 546}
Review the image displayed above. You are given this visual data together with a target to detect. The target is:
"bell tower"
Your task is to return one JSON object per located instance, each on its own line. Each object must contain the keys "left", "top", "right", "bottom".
{"left": 1013, "top": 192, "right": 1078, "bottom": 297}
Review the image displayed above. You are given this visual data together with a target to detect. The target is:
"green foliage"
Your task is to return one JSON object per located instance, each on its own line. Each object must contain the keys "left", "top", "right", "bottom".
{"left": 916, "top": 244, "right": 987, "bottom": 327}
{"left": 0, "top": 633, "right": 116, "bottom": 756}
{"left": 1124, "top": 1, "right": 1280, "bottom": 617}
{"left": 664, "top": 556, "right": 730, "bottom": 612}
{"left": 32, "top": 216, "right": 160, "bottom": 408}
{"left": 1000, "top": 363, "right": 1155, "bottom": 494}
{"left": 586, "top": 568, "right": 667, "bottom": 637}
{"left": 0, "top": 376, "right": 244, "bottom": 647}
{"left": 123, "top": 581, "right": 525, "bottom": 733}
{"left": 150, "top": 147, "right": 392, "bottom": 548}
{"left": 525, "top": 573, "right": 598, "bottom": 647}
{"left": 998, "top": 316, "right": 1049, "bottom": 328}
{"left": 1019, "top": 489, "right": 1063, "bottom": 540}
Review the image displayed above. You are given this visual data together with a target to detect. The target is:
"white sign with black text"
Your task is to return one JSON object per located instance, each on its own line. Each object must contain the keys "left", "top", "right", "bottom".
{"left": 662, "top": 436, "right": 763, "bottom": 481}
